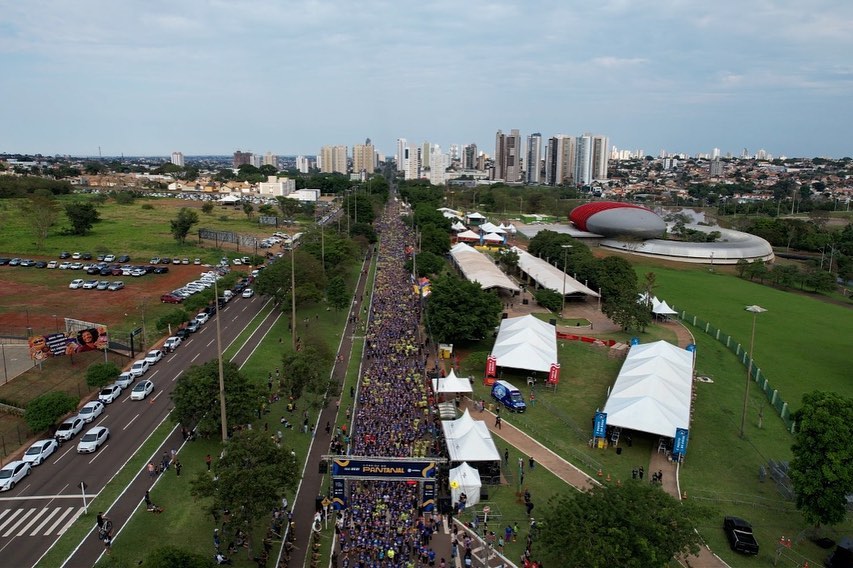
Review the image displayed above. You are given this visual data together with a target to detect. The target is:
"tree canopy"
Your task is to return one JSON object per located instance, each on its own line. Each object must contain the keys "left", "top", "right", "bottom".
{"left": 85, "top": 362, "right": 120, "bottom": 389}
{"left": 253, "top": 250, "right": 327, "bottom": 307}
{"left": 19, "top": 190, "right": 60, "bottom": 249}
{"left": 425, "top": 274, "right": 502, "bottom": 344}
{"left": 537, "top": 482, "right": 703, "bottom": 567}
{"left": 789, "top": 391, "right": 853, "bottom": 527}
{"left": 170, "top": 207, "right": 199, "bottom": 244}
{"left": 26, "top": 392, "right": 79, "bottom": 433}
{"left": 171, "top": 360, "right": 262, "bottom": 438}
{"left": 64, "top": 201, "right": 100, "bottom": 235}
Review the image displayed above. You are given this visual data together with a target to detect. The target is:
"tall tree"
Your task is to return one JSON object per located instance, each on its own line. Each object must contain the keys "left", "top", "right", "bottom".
{"left": 190, "top": 430, "right": 298, "bottom": 555}
{"left": 170, "top": 207, "right": 199, "bottom": 244}
{"left": 242, "top": 201, "right": 254, "bottom": 220}
{"left": 275, "top": 196, "right": 301, "bottom": 219}
{"left": 538, "top": 482, "right": 703, "bottom": 567}
{"left": 419, "top": 225, "right": 451, "bottom": 256}
{"left": 789, "top": 391, "right": 853, "bottom": 527}
{"left": 171, "top": 360, "right": 262, "bottom": 438}
{"left": 26, "top": 392, "right": 79, "bottom": 433}
{"left": 425, "top": 274, "right": 502, "bottom": 344}
{"left": 19, "top": 189, "right": 60, "bottom": 249}
{"left": 326, "top": 276, "right": 349, "bottom": 311}
{"left": 64, "top": 201, "right": 100, "bottom": 235}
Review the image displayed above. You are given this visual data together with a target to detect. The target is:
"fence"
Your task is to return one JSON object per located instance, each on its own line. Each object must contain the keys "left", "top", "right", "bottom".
{"left": 674, "top": 309, "right": 797, "bottom": 434}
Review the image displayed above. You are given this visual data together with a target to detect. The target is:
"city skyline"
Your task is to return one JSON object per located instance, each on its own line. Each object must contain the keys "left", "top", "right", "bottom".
{"left": 3, "top": 1, "right": 852, "bottom": 158}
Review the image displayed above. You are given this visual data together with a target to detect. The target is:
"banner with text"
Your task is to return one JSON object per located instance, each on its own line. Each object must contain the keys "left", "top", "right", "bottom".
{"left": 331, "top": 459, "right": 437, "bottom": 480}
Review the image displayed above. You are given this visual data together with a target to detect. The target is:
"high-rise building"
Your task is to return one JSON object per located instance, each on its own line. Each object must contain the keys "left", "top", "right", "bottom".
{"left": 353, "top": 139, "right": 377, "bottom": 174}
{"left": 574, "top": 135, "right": 592, "bottom": 186}
{"left": 170, "top": 152, "right": 184, "bottom": 167}
{"left": 421, "top": 142, "right": 431, "bottom": 171}
{"left": 263, "top": 152, "right": 278, "bottom": 168}
{"left": 493, "top": 129, "right": 522, "bottom": 182}
{"left": 449, "top": 144, "right": 460, "bottom": 162}
{"left": 404, "top": 144, "right": 420, "bottom": 180}
{"left": 250, "top": 154, "right": 264, "bottom": 168}
{"left": 545, "top": 135, "right": 576, "bottom": 186}
{"left": 258, "top": 176, "right": 295, "bottom": 197}
{"left": 591, "top": 135, "right": 609, "bottom": 181}
{"left": 709, "top": 159, "right": 723, "bottom": 177}
{"left": 319, "top": 145, "right": 348, "bottom": 174}
{"left": 296, "top": 156, "right": 311, "bottom": 173}
{"left": 525, "top": 133, "right": 542, "bottom": 184}
{"left": 711, "top": 147, "right": 721, "bottom": 160}
{"left": 396, "top": 138, "right": 407, "bottom": 172}
{"left": 429, "top": 149, "right": 449, "bottom": 186}
{"left": 462, "top": 144, "right": 478, "bottom": 170}
{"left": 233, "top": 151, "right": 252, "bottom": 168}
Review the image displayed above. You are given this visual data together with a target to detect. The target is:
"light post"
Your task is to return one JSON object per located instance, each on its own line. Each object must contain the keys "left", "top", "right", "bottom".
{"left": 560, "top": 245, "right": 573, "bottom": 316}
{"left": 214, "top": 278, "right": 227, "bottom": 442}
{"left": 291, "top": 243, "right": 297, "bottom": 352}
{"left": 740, "top": 305, "right": 767, "bottom": 438}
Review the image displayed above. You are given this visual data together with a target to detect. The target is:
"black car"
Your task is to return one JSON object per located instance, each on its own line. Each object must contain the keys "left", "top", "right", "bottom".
{"left": 0, "top": 259, "right": 10, "bottom": 266}
{"left": 87, "top": 266, "right": 102, "bottom": 275}
{"left": 59, "top": 251, "right": 71, "bottom": 259}
{"left": 117, "top": 255, "right": 131, "bottom": 263}
{"left": 96, "top": 254, "right": 106, "bottom": 261}
{"left": 160, "top": 257, "right": 172, "bottom": 265}
{"left": 81, "top": 252, "right": 93, "bottom": 260}
{"left": 34, "top": 261, "right": 47, "bottom": 268}
{"left": 153, "top": 266, "right": 169, "bottom": 274}
{"left": 175, "top": 328, "right": 191, "bottom": 340}
{"left": 143, "top": 265, "right": 156, "bottom": 273}
{"left": 99, "top": 267, "right": 113, "bottom": 276}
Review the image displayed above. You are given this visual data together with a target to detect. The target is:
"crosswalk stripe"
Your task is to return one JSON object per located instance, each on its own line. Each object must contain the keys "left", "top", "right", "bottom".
{"left": 58, "top": 507, "right": 84, "bottom": 536}
{"left": 43, "top": 507, "right": 75, "bottom": 536}
{"left": 3, "top": 508, "right": 35, "bottom": 537}
{"left": 0, "top": 510, "right": 10, "bottom": 524}
{"left": 18, "top": 508, "right": 49, "bottom": 536}
{"left": 29, "top": 507, "right": 62, "bottom": 536}
{"left": 0, "top": 509, "right": 22, "bottom": 533}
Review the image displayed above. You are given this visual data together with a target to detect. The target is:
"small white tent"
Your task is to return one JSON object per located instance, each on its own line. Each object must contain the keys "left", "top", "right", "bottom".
{"left": 442, "top": 409, "right": 501, "bottom": 462}
{"left": 432, "top": 369, "right": 473, "bottom": 393}
{"left": 449, "top": 462, "right": 482, "bottom": 509}
{"left": 653, "top": 300, "right": 678, "bottom": 316}
{"left": 491, "top": 314, "right": 557, "bottom": 373}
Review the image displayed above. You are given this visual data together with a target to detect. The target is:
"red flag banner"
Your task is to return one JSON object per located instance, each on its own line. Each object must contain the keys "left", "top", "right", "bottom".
{"left": 547, "top": 363, "right": 560, "bottom": 384}
{"left": 486, "top": 355, "right": 497, "bottom": 377}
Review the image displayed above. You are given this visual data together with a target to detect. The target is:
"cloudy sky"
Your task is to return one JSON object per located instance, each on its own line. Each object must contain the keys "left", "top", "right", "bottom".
{"left": 2, "top": 0, "right": 852, "bottom": 158}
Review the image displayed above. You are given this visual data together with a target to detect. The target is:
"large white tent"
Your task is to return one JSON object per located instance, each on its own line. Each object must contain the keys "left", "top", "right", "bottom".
{"left": 442, "top": 409, "right": 501, "bottom": 462}
{"left": 449, "top": 462, "right": 482, "bottom": 509}
{"left": 512, "top": 247, "right": 600, "bottom": 298}
{"left": 602, "top": 341, "right": 694, "bottom": 438}
{"left": 449, "top": 243, "right": 520, "bottom": 293}
{"left": 431, "top": 369, "right": 473, "bottom": 393}
{"left": 491, "top": 314, "right": 557, "bottom": 373}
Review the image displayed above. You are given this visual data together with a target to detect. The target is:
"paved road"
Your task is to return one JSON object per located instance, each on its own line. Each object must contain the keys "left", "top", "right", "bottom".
{"left": 0, "top": 292, "right": 267, "bottom": 568}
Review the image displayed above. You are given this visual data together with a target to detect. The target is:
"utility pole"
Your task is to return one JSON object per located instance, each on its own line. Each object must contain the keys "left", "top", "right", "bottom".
{"left": 214, "top": 278, "right": 228, "bottom": 442}
{"left": 291, "top": 244, "right": 297, "bottom": 352}
{"left": 560, "top": 245, "right": 572, "bottom": 316}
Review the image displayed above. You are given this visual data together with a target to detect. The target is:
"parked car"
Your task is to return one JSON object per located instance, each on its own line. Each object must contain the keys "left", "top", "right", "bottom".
{"left": 175, "top": 328, "right": 191, "bottom": 340}
{"left": 163, "top": 336, "right": 182, "bottom": 352}
{"left": 181, "top": 258, "right": 190, "bottom": 265}
{"left": 145, "top": 350, "right": 163, "bottom": 365}
{"left": 96, "top": 280, "right": 111, "bottom": 290}
{"left": 46, "top": 260, "right": 58, "bottom": 269}
{"left": 82, "top": 279, "right": 99, "bottom": 289}
{"left": 0, "top": 461, "right": 31, "bottom": 491}
{"left": 77, "top": 426, "right": 110, "bottom": 453}
{"left": 81, "top": 252, "right": 92, "bottom": 260}
{"left": 195, "top": 312, "right": 210, "bottom": 325}
{"left": 115, "top": 372, "right": 135, "bottom": 389}
{"left": 107, "top": 281, "right": 125, "bottom": 291}
{"left": 160, "top": 293, "right": 183, "bottom": 304}
{"left": 69, "top": 279, "right": 85, "bottom": 289}
{"left": 160, "top": 257, "right": 172, "bottom": 265}
{"left": 34, "top": 261, "right": 47, "bottom": 268}
{"left": 55, "top": 416, "right": 85, "bottom": 442}
{"left": 22, "top": 439, "right": 59, "bottom": 466}
{"left": 117, "top": 255, "right": 130, "bottom": 263}
{"left": 98, "top": 384, "right": 123, "bottom": 404}
{"left": 69, "top": 262, "right": 83, "bottom": 270}
{"left": 193, "top": 258, "right": 201, "bottom": 265}
{"left": 153, "top": 266, "right": 169, "bottom": 274}
{"left": 129, "top": 359, "right": 150, "bottom": 378}
{"left": 78, "top": 400, "right": 105, "bottom": 423}
{"left": 723, "top": 516, "right": 759, "bottom": 555}
{"left": 242, "top": 288, "right": 254, "bottom": 298}
{"left": 130, "top": 380, "right": 154, "bottom": 401}
{"left": 186, "top": 320, "right": 201, "bottom": 333}
{"left": 59, "top": 251, "right": 71, "bottom": 259}
{"left": 150, "top": 257, "right": 161, "bottom": 264}
{"left": 103, "top": 254, "right": 116, "bottom": 262}
{"left": 172, "top": 258, "right": 181, "bottom": 265}
{"left": 71, "top": 252, "right": 81, "bottom": 260}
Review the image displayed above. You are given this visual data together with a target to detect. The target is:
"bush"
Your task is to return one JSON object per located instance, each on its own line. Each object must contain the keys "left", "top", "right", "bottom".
{"left": 25, "top": 392, "right": 79, "bottom": 433}
{"left": 534, "top": 288, "right": 563, "bottom": 312}
{"left": 156, "top": 308, "right": 190, "bottom": 332}
{"left": 86, "top": 362, "right": 121, "bottom": 389}
{"left": 141, "top": 203, "right": 154, "bottom": 210}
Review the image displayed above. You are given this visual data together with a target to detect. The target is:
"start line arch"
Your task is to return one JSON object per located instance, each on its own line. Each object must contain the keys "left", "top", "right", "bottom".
{"left": 321, "top": 455, "right": 448, "bottom": 512}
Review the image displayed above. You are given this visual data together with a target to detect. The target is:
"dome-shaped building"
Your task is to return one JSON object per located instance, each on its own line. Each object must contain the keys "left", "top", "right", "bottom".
{"left": 570, "top": 202, "right": 666, "bottom": 239}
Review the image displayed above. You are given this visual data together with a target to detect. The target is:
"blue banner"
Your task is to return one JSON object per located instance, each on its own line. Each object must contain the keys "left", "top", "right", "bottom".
{"left": 422, "top": 480, "right": 436, "bottom": 512}
{"left": 673, "top": 428, "right": 689, "bottom": 456}
{"left": 332, "top": 478, "right": 347, "bottom": 510}
{"left": 686, "top": 343, "right": 696, "bottom": 353}
{"left": 593, "top": 412, "right": 607, "bottom": 438}
{"left": 331, "top": 459, "right": 437, "bottom": 480}
{"left": 630, "top": 337, "right": 640, "bottom": 346}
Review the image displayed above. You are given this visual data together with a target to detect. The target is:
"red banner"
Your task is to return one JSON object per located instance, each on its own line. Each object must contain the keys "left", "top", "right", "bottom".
{"left": 486, "top": 355, "right": 497, "bottom": 377}
{"left": 547, "top": 363, "right": 560, "bottom": 385}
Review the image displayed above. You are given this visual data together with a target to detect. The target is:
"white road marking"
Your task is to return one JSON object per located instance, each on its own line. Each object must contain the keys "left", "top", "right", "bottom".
{"left": 0, "top": 509, "right": 22, "bottom": 532}
{"left": 14, "top": 507, "right": 47, "bottom": 537}
{"left": 152, "top": 390, "right": 163, "bottom": 401}
{"left": 3, "top": 508, "right": 35, "bottom": 536}
{"left": 30, "top": 507, "right": 62, "bottom": 536}
{"left": 191, "top": 353, "right": 200, "bottom": 362}
{"left": 88, "top": 446, "right": 107, "bottom": 464}
{"left": 55, "top": 506, "right": 82, "bottom": 535}
{"left": 123, "top": 414, "right": 140, "bottom": 431}
{"left": 52, "top": 446, "right": 75, "bottom": 465}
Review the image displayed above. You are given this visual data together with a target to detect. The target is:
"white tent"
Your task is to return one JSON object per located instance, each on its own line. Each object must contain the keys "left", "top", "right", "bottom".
{"left": 513, "top": 247, "right": 600, "bottom": 298}
{"left": 432, "top": 369, "right": 473, "bottom": 393}
{"left": 449, "top": 462, "right": 482, "bottom": 509}
{"left": 480, "top": 222, "right": 506, "bottom": 234}
{"left": 653, "top": 300, "right": 678, "bottom": 316}
{"left": 442, "top": 409, "right": 501, "bottom": 462}
{"left": 451, "top": 221, "right": 468, "bottom": 232}
{"left": 482, "top": 232, "right": 505, "bottom": 244}
{"left": 602, "top": 341, "right": 694, "bottom": 438}
{"left": 491, "top": 314, "right": 557, "bottom": 373}
{"left": 449, "top": 243, "right": 520, "bottom": 293}
{"left": 456, "top": 230, "right": 481, "bottom": 241}
{"left": 218, "top": 194, "right": 241, "bottom": 204}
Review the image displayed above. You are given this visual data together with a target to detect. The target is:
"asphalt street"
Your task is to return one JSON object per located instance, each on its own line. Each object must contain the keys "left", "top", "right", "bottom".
{"left": 0, "top": 291, "right": 268, "bottom": 568}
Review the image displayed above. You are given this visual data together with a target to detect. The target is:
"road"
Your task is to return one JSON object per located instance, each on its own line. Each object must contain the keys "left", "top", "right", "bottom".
{"left": 0, "top": 291, "right": 268, "bottom": 568}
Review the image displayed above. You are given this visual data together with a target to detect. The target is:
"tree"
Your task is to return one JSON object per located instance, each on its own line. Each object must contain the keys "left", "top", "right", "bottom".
{"left": 253, "top": 249, "right": 326, "bottom": 307}
{"left": 25, "top": 392, "right": 78, "bottom": 433}
{"left": 85, "top": 362, "right": 120, "bottom": 389}
{"left": 18, "top": 190, "right": 60, "bottom": 249}
{"left": 419, "top": 225, "right": 451, "bottom": 257}
{"left": 190, "top": 429, "right": 298, "bottom": 554}
{"left": 170, "top": 207, "right": 199, "bottom": 244}
{"left": 497, "top": 249, "right": 519, "bottom": 273}
{"left": 735, "top": 258, "right": 750, "bottom": 278}
{"left": 789, "top": 391, "right": 853, "bottom": 527}
{"left": 275, "top": 196, "right": 301, "bottom": 220}
{"left": 242, "top": 201, "right": 254, "bottom": 220}
{"left": 406, "top": 251, "right": 445, "bottom": 277}
{"left": 201, "top": 201, "right": 214, "bottom": 215}
{"left": 145, "top": 545, "right": 215, "bottom": 568}
{"left": 426, "top": 274, "right": 502, "bottom": 344}
{"left": 64, "top": 201, "right": 100, "bottom": 235}
{"left": 171, "top": 360, "right": 262, "bottom": 438}
{"left": 326, "top": 276, "right": 349, "bottom": 311}
{"left": 534, "top": 288, "right": 562, "bottom": 312}
{"left": 596, "top": 256, "right": 643, "bottom": 331}
{"left": 538, "top": 483, "right": 703, "bottom": 567}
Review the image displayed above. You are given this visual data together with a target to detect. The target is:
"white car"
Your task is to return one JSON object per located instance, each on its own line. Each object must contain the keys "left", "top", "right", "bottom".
{"left": 54, "top": 416, "right": 84, "bottom": 442}
{"left": 69, "top": 279, "right": 85, "bottom": 289}
{"left": 163, "top": 336, "right": 182, "bottom": 352}
{"left": 59, "top": 262, "right": 71, "bottom": 270}
{"left": 22, "top": 439, "right": 59, "bottom": 466}
{"left": 129, "top": 359, "right": 150, "bottom": 378}
{"left": 103, "top": 254, "right": 116, "bottom": 262}
{"left": 232, "top": 258, "right": 242, "bottom": 265}
{"left": 115, "top": 372, "right": 135, "bottom": 389}
{"left": 195, "top": 312, "right": 210, "bottom": 325}
{"left": 130, "top": 379, "right": 154, "bottom": 401}
{"left": 47, "top": 260, "right": 58, "bottom": 269}
{"left": 242, "top": 288, "right": 254, "bottom": 298}
{"left": 144, "top": 350, "right": 163, "bottom": 365}
{"left": 193, "top": 258, "right": 201, "bottom": 265}
{"left": 77, "top": 426, "right": 110, "bottom": 453}
{"left": 0, "top": 461, "right": 31, "bottom": 491}
{"left": 78, "top": 400, "right": 105, "bottom": 423}
{"left": 82, "top": 279, "right": 99, "bottom": 289}
{"left": 98, "top": 384, "right": 122, "bottom": 404}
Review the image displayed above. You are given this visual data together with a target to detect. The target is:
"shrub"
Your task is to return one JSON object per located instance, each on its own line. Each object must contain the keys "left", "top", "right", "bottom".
{"left": 26, "top": 392, "right": 78, "bottom": 433}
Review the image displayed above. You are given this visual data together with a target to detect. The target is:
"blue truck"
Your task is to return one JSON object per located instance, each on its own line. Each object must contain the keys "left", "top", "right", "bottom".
{"left": 491, "top": 380, "right": 527, "bottom": 412}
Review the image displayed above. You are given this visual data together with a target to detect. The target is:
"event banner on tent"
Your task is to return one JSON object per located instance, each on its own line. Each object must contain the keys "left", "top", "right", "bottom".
{"left": 421, "top": 480, "right": 436, "bottom": 512}
{"left": 331, "top": 478, "right": 347, "bottom": 510}
{"left": 673, "top": 428, "right": 689, "bottom": 456}
{"left": 332, "top": 459, "right": 437, "bottom": 480}
{"left": 593, "top": 412, "right": 607, "bottom": 438}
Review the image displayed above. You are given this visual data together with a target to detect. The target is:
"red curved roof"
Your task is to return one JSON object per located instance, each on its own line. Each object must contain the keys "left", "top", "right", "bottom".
{"left": 569, "top": 202, "right": 655, "bottom": 232}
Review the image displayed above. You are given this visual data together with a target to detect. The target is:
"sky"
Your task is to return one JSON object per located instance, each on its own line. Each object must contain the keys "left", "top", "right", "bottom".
{"left": 2, "top": 0, "right": 852, "bottom": 159}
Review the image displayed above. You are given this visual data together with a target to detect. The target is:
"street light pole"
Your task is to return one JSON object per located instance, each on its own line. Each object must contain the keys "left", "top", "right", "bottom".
{"left": 740, "top": 305, "right": 767, "bottom": 438}
{"left": 291, "top": 244, "right": 297, "bottom": 352}
{"left": 560, "top": 245, "right": 573, "bottom": 316}
{"left": 214, "top": 278, "right": 227, "bottom": 443}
